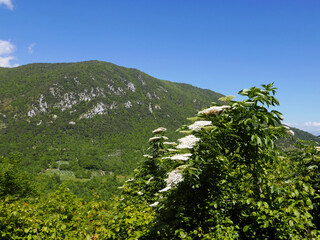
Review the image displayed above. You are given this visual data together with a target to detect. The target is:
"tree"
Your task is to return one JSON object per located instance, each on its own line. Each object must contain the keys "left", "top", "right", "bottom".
{"left": 122, "top": 83, "right": 319, "bottom": 239}
{"left": 0, "top": 154, "right": 37, "bottom": 199}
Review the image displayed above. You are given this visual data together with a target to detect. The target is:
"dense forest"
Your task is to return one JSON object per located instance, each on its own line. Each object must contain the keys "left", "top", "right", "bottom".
{"left": 1, "top": 83, "right": 320, "bottom": 239}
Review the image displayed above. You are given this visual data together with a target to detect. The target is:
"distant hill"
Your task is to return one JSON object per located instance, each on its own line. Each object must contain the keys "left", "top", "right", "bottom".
{"left": 291, "top": 127, "right": 320, "bottom": 143}
{"left": 278, "top": 126, "right": 320, "bottom": 149}
{"left": 0, "top": 61, "right": 224, "bottom": 176}
{"left": 0, "top": 60, "right": 318, "bottom": 179}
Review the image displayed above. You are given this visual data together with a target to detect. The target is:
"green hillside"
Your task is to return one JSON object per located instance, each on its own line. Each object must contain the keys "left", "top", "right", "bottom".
{"left": 1, "top": 83, "right": 320, "bottom": 239}
{"left": 0, "top": 61, "right": 318, "bottom": 200}
{"left": 0, "top": 61, "right": 223, "bottom": 188}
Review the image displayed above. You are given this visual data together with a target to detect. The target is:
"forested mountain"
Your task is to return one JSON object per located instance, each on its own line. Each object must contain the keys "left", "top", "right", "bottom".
{"left": 0, "top": 61, "right": 318, "bottom": 199}
{"left": 0, "top": 61, "right": 224, "bottom": 178}
{"left": 1, "top": 64, "right": 320, "bottom": 239}
{"left": 2, "top": 83, "right": 320, "bottom": 239}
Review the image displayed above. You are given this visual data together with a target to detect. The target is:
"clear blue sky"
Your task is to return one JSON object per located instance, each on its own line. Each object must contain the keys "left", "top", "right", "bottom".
{"left": 1, "top": 0, "right": 319, "bottom": 135}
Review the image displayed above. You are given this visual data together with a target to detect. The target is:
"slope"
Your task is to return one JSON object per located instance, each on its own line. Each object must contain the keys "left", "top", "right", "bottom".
{"left": 0, "top": 60, "right": 223, "bottom": 176}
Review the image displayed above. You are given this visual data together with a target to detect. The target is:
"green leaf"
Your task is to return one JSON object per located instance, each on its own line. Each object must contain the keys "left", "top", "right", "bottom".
{"left": 289, "top": 220, "right": 294, "bottom": 227}
{"left": 271, "top": 110, "right": 284, "bottom": 120}
{"left": 263, "top": 221, "right": 269, "bottom": 228}
{"left": 243, "top": 225, "right": 250, "bottom": 232}
{"left": 306, "top": 198, "right": 312, "bottom": 206}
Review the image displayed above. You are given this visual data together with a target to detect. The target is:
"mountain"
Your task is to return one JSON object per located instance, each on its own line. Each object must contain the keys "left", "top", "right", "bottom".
{"left": 0, "top": 61, "right": 224, "bottom": 177}
{"left": 1, "top": 60, "right": 319, "bottom": 201}
{"left": 282, "top": 126, "right": 320, "bottom": 147}
{"left": 291, "top": 127, "right": 320, "bottom": 143}
{"left": 1, "top": 61, "right": 318, "bottom": 180}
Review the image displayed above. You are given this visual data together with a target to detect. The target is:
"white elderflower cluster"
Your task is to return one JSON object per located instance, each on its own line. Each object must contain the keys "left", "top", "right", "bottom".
{"left": 159, "top": 169, "right": 183, "bottom": 193}
{"left": 163, "top": 142, "right": 177, "bottom": 146}
{"left": 198, "top": 105, "right": 230, "bottom": 116}
{"left": 165, "top": 169, "right": 183, "bottom": 186}
{"left": 282, "top": 125, "right": 294, "bottom": 136}
{"left": 171, "top": 153, "right": 192, "bottom": 161}
{"left": 148, "top": 136, "right": 168, "bottom": 142}
{"left": 188, "top": 120, "right": 212, "bottom": 131}
{"left": 158, "top": 186, "right": 171, "bottom": 192}
{"left": 176, "top": 135, "right": 200, "bottom": 149}
{"left": 147, "top": 176, "right": 154, "bottom": 184}
{"left": 149, "top": 201, "right": 159, "bottom": 207}
{"left": 167, "top": 148, "right": 177, "bottom": 152}
{"left": 152, "top": 127, "right": 167, "bottom": 134}
{"left": 148, "top": 136, "right": 162, "bottom": 142}
{"left": 287, "top": 130, "right": 295, "bottom": 136}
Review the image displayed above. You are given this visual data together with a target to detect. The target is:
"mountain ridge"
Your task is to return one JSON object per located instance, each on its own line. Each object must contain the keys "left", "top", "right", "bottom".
{"left": 0, "top": 60, "right": 318, "bottom": 179}
{"left": 0, "top": 60, "right": 224, "bottom": 176}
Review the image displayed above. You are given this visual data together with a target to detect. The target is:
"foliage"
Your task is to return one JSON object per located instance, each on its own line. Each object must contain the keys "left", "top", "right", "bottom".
{"left": 0, "top": 61, "right": 317, "bottom": 202}
{"left": 0, "top": 184, "right": 111, "bottom": 239}
{"left": 0, "top": 154, "right": 37, "bottom": 199}
{"left": 0, "top": 183, "right": 153, "bottom": 239}
{"left": 117, "top": 83, "right": 320, "bottom": 239}
{"left": 285, "top": 140, "right": 320, "bottom": 230}
{"left": 103, "top": 196, "right": 155, "bottom": 239}
{"left": 1, "top": 83, "right": 320, "bottom": 239}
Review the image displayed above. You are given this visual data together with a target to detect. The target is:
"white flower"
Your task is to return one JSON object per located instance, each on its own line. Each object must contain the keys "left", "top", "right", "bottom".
{"left": 171, "top": 153, "right": 192, "bottom": 161}
{"left": 143, "top": 154, "right": 153, "bottom": 159}
{"left": 158, "top": 168, "right": 184, "bottom": 193}
{"left": 316, "top": 146, "right": 320, "bottom": 152}
{"left": 163, "top": 142, "right": 177, "bottom": 145}
{"left": 148, "top": 136, "right": 162, "bottom": 142}
{"left": 159, "top": 186, "right": 172, "bottom": 192}
{"left": 137, "top": 191, "right": 143, "bottom": 195}
{"left": 148, "top": 136, "right": 168, "bottom": 142}
{"left": 159, "top": 169, "right": 183, "bottom": 195}
{"left": 152, "top": 127, "right": 167, "bottom": 133}
{"left": 287, "top": 130, "right": 295, "bottom": 136}
{"left": 147, "top": 177, "right": 154, "bottom": 184}
{"left": 188, "top": 121, "right": 212, "bottom": 131}
{"left": 157, "top": 167, "right": 187, "bottom": 195}
{"left": 176, "top": 135, "right": 200, "bottom": 149}
{"left": 198, "top": 105, "right": 230, "bottom": 116}
{"left": 167, "top": 148, "right": 177, "bottom": 152}
{"left": 150, "top": 201, "right": 159, "bottom": 207}
{"left": 165, "top": 169, "right": 183, "bottom": 186}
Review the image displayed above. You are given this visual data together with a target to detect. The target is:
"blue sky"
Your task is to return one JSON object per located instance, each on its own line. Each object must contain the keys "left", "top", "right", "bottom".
{"left": 1, "top": 0, "right": 319, "bottom": 135}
